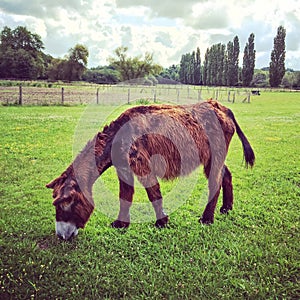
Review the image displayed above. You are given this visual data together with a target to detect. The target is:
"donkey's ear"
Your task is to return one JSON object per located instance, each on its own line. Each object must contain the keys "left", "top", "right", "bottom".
{"left": 46, "top": 178, "right": 59, "bottom": 189}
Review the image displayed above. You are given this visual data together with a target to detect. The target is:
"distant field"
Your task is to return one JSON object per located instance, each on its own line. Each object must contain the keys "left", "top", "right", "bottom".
{"left": 0, "top": 92, "right": 299, "bottom": 299}
{"left": 1, "top": 80, "right": 295, "bottom": 106}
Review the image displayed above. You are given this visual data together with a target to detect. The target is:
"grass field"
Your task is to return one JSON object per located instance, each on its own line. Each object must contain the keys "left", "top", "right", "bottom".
{"left": 0, "top": 92, "right": 299, "bottom": 299}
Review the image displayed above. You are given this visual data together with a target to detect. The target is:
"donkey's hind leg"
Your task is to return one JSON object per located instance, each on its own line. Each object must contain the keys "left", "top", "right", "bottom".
{"left": 200, "top": 164, "right": 222, "bottom": 224}
{"left": 220, "top": 165, "right": 233, "bottom": 214}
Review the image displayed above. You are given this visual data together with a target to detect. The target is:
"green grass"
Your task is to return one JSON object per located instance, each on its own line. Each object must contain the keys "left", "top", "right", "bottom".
{"left": 0, "top": 93, "right": 299, "bottom": 299}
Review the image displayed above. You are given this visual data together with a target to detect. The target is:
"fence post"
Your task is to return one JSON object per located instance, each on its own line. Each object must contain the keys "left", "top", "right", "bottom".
{"left": 96, "top": 88, "right": 99, "bottom": 104}
{"left": 153, "top": 89, "right": 157, "bottom": 103}
{"left": 127, "top": 88, "right": 130, "bottom": 104}
{"left": 19, "top": 84, "right": 23, "bottom": 105}
{"left": 177, "top": 89, "right": 180, "bottom": 102}
{"left": 61, "top": 87, "right": 64, "bottom": 105}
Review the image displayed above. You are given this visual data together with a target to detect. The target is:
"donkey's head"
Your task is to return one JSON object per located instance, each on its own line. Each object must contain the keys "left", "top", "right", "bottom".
{"left": 46, "top": 172, "right": 94, "bottom": 240}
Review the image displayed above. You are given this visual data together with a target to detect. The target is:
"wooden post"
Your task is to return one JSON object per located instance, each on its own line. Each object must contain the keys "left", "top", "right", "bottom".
{"left": 153, "top": 89, "right": 157, "bottom": 103}
{"left": 198, "top": 89, "right": 201, "bottom": 101}
{"left": 96, "top": 88, "right": 99, "bottom": 104}
{"left": 19, "top": 85, "right": 23, "bottom": 105}
{"left": 127, "top": 88, "right": 130, "bottom": 104}
{"left": 177, "top": 89, "right": 180, "bottom": 102}
{"left": 228, "top": 91, "right": 230, "bottom": 102}
{"left": 61, "top": 87, "right": 64, "bottom": 105}
{"left": 232, "top": 91, "right": 235, "bottom": 103}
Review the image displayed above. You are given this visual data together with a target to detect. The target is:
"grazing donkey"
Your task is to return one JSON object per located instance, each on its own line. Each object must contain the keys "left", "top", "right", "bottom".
{"left": 46, "top": 100, "right": 255, "bottom": 240}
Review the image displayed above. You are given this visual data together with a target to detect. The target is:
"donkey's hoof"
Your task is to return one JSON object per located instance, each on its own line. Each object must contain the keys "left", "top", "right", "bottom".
{"left": 111, "top": 220, "right": 130, "bottom": 229}
{"left": 220, "top": 206, "right": 232, "bottom": 214}
{"left": 155, "top": 216, "right": 169, "bottom": 228}
{"left": 199, "top": 216, "right": 214, "bottom": 225}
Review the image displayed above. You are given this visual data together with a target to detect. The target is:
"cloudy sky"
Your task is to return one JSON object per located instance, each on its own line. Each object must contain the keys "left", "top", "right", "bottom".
{"left": 0, "top": 0, "right": 300, "bottom": 69}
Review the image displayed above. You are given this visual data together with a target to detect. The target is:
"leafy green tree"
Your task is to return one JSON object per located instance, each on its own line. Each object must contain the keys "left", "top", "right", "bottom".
{"left": 109, "top": 47, "right": 162, "bottom": 82}
{"left": 179, "top": 52, "right": 199, "bottom": 85}
{"left": 252, "top": 71, "right": 268, "bottom": 87}
{"left": 233, "top": 36, "right": 240, "bottom": 85}
{"left": 226, "top": 36, "right": 240, "bottom": 86}
{"left": 179, "top": 53, "right": 189, "bottom": 83}
{"left": 0, "top": 26, "right": 45, "bottom": 79}
{"left": 82, "top": 66, "right": 120, "bottom": 84}
{"left": 159, "top": 65, "right": 180, "bottom": 83}
{"left": 202, "top": 43, "right": 226, "bottom": 86}
{"left": 190, "top": 51, "right": 196, "bottom": 84}
{"left": 282, "top": 71, "right": 300, "bottom": 88}
{"left": 66, "top": 44, "right": 89, "bottom": 81}
{"left": 215, "top": 43, "right": 226, "bottom": 86}
{"left": 202, "top": 48, "right": 209, "bottom": 85}
{"left": 179, "top": 47, "right": 202, "bottom": 86}
{"left": 293, "top": 72, "right": 300, "bottom": 88}
{"left": 269, "top": 26, "right": 286, "bottom": 87}
{"left": 242, "top": 33, "right": 256, "bottom": 86}
{"left": 209, "top": 45, "right": 218, "bottom": 85}
{"left": 47, "top": 58, "right": 68, "bottom": 81}
{"left": 47, "top": 44, "right": 89, "bottom": 81}
{"left": 194, "top": 47, "right": 201, "bottom": 85}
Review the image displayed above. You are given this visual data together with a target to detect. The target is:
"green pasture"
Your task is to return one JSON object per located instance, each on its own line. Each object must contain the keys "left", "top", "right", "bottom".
{"left": 0, "top": 92, "right": 299, "bottom": 299}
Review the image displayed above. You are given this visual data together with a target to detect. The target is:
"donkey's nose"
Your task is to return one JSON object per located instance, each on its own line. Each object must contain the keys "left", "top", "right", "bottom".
{"left": 55, "top": 221, "right": 78, "bottom": 240}
{"left": 57, "top": 232, "right": 75, "bottom": 241}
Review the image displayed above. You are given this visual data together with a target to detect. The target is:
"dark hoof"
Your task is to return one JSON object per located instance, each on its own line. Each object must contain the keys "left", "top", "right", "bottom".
{"left": 199, "top": 216, "right": 214, "bottom": 225}
{"left": 220, "top": 206, "right": 232, "bottom": 214}
{"left": 155, "top": 216, "right": 169, "bottom": 228}
{"left": 111, "top": 220, "right": 130, "bottom": 229}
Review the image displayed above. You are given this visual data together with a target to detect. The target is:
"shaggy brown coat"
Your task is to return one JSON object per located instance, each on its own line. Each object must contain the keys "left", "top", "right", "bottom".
{"left": 47, "top": 100, "right": 255, "bottom": 235}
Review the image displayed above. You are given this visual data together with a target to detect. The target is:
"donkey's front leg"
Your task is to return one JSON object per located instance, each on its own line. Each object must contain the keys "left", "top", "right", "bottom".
{"left": 145, "top": 183, "right": 169, "bottom": 228}
{"left": 111, "top": 172, "right": 134, "bottom": 229}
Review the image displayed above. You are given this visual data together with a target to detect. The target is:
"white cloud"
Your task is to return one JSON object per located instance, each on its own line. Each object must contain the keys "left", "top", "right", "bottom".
{"left": 0, "top": 0, "right": 300, "bottom": 69}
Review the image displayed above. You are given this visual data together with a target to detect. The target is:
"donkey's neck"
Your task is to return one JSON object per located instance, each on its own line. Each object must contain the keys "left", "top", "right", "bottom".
{"left": 72, "top": 133, "right": 113, "bottom": 196}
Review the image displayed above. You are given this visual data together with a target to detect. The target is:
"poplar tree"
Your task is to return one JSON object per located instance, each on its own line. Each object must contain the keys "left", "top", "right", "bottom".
{"left": 242, "top": 33, "right": 256, "bottom": 86}
{"left": 190, "top": 51, "right": 195, "bottom": 84}
{"left": 202, "top": 48, "right": 209, "bottom": 86}
{"left": 226, "top": 41, "right": 234, "bottom": 86}
{"left": 233, "top": 36, "right": 240, "bottom": 85}
{"left": 226, "top": 36, "right": 240, "bottom": 86}
{"left": 216, "top": 43, "right": 226, "bottom": 86}
{"left": 203, "top": 43, "right": 226, "bottom": 86}
{"left": 194, "top": 47, "right": 201, "bottom": 85}
{"left": 269, "top": 26, "right": 286, "bottom": 87}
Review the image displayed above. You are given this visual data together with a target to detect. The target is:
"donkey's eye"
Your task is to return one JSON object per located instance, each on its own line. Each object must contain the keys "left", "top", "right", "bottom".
{"left": 60, "top": 200, "right": 74, "bottom": 211}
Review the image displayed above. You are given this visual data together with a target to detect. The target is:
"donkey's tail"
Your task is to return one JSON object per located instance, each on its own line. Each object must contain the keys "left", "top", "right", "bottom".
{"left": 227, "top": 109, "right": 255, "bottom": 168}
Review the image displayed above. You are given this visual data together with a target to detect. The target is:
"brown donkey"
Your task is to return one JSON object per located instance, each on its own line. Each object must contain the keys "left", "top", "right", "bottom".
{"left": 46, "top": 100, "right": 255, "bottom": 240}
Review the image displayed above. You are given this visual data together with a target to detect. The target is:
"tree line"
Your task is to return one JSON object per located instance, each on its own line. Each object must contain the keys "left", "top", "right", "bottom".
{"left": 180, "top": 33, "right": 260, "bottom": 87}
{"left": 0, "top": 26, "right": 89, "bottom": 81}
{"left": 0, "top": 25, "right": 298, "bottom": 88}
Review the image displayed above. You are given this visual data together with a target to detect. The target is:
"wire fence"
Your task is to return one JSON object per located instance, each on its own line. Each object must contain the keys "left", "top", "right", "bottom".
{"left": 0, "top": 84, "right": 273, "bottom": 106}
